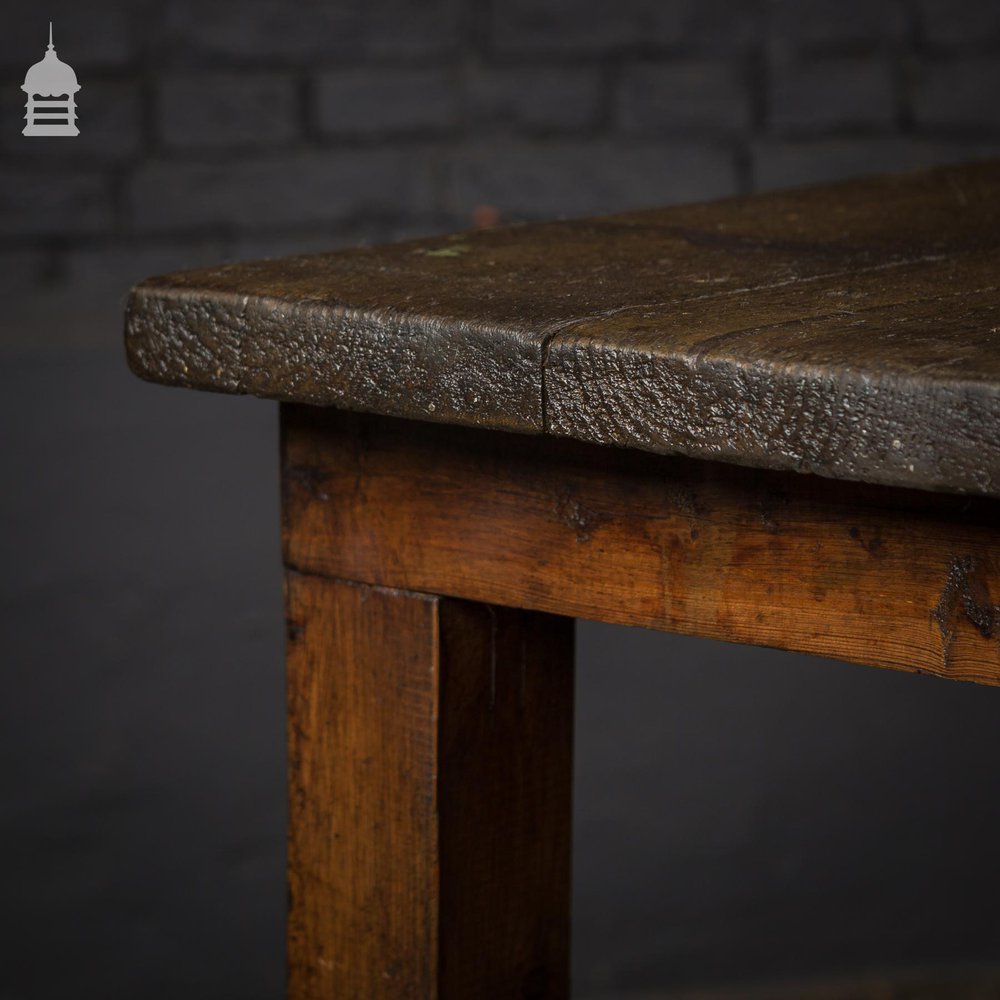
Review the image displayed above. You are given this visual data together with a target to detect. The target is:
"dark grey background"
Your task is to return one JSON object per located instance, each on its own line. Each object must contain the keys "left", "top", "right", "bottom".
{"left": 2, "top": 1, "right": 1000, "bottom": 997}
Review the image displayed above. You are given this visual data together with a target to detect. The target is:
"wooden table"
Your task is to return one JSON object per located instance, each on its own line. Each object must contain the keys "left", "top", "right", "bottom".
{"left": 126, "top": 161, "right": 1000, "bottom": 999}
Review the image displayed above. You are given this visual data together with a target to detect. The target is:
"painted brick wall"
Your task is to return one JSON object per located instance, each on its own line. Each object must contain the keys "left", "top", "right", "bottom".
{"left": 2, "top": 0, "right": 1000, "bottom": 353}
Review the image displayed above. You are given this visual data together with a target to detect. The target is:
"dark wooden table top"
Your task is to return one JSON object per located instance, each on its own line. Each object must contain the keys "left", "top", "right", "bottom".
{"left": 127, "top": 160, "right": 1000, "bottom": 497}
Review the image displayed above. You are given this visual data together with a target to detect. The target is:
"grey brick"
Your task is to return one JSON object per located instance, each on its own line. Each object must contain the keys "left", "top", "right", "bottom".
{"left": 491, "top": 0, "right": 764, "bottom": 54}
{"left": 490, "top": 0, "right": 641, "bottom": 54}
{"left": 917, "top": 0, "right": 1000, "bottom": 46}
{"left": 0, "top": 250, "right": 50, "bottom": 297}
{"left": 163, "top": 0, "right": 461, "bottom": 62}
{"left": 76, "top": 82, "right": 143, "bottom": 158}
{"left": 644, "top": 0, "right": 764, "bottom": 49}
{"left": 128, "top": 151, "right": 436, "bottom": 232}
{"left": 466, "top": 66, "right": 602, "bottom": 133}
{"left": 912, "top": 59, "right": 1000, "bottom": 129}
{"left": 449, "top": 141, "right": 738, "bottom": 220}
{"left": 768, "top": 57, "right": 896, "bottom": 132}
{"left": 616, "top": 61, "right": 751, "bottom": 135}
{"left": 163, "top": 0, "right": 357, "bottom": 61}
{"left": 752, "top": 137, "right": 1000, "bottom": 190}
{"left": 766, "top": 0, "right": 908, "bottom": 48}
{"left": 2, "top": 81, "right": 141, "bottom": 160}
{"left": 0, "top": 168, "right": 113, "bottom": 237}
{"left": 0, "top": 251, "right": 53, "bottom": 353}
{"left": 314, "top": 69, "right": 457, "bottom": 137}
{"left": 0, "top": 1, "right": 136, "bottom": 71}
{"left": 159, "top": 74, "right": 299, "bottom": 150}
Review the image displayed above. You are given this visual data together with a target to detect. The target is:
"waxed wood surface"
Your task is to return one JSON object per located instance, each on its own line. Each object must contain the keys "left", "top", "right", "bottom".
{"left": 282, "top": 406, "right": 1000, "bottom": 687}
{"left": 285, "top": 571, "right": 573, "bottom": 999}
{"left": 129, "top": 160, "right": 1000, "bottom": 496}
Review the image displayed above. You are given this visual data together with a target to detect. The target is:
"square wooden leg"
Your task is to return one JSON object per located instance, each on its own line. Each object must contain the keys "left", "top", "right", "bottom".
{"left": 285, "top": 571, "right": 573, "bottom": 999}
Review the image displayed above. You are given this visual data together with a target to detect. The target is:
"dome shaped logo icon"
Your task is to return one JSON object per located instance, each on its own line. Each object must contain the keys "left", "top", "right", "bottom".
{"left": 22, "top": 23, "right": 80, "bottom": 137}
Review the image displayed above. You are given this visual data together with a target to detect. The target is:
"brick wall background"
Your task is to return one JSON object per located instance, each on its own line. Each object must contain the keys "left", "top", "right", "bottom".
{"left": 3, "top": 0, "right": 1000, "bottom": 354}
{"left": 2, "top": 2, "right": 1000, "bottom": 999}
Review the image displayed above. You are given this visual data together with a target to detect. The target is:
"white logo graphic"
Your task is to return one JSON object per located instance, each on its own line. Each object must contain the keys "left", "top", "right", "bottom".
{"left": 22, "top": 23, "right": 80, "bottom": 137}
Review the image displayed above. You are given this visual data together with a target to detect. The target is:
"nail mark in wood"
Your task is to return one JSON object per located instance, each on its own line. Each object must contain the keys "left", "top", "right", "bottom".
{"left": 285, "top": 464, "right": 330, "bottom": 503}
{"left": 848, "top": 525, "right": 885, "bottom": 556}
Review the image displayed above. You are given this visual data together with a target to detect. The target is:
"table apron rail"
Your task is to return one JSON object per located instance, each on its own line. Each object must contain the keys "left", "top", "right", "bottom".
{"left": 281, "top": 405, "right": 1000, "bottom": 687}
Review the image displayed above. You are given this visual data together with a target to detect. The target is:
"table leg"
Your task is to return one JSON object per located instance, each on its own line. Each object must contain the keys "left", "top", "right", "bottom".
{"left": 285, "top": 570, "right": 574, "bottom": 999}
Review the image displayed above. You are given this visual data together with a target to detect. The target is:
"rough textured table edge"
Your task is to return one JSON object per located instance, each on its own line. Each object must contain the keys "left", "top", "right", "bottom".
{"left": 125, "top": 165, "right": 1000, "bottom": 499}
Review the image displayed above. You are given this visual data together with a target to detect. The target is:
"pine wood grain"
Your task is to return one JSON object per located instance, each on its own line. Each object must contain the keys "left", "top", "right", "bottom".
{"left": 282, "top": 406, "right": 1000, "bottom": 686}
{"left": 285, "top": 571, "right": 573, "bottom": 999}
